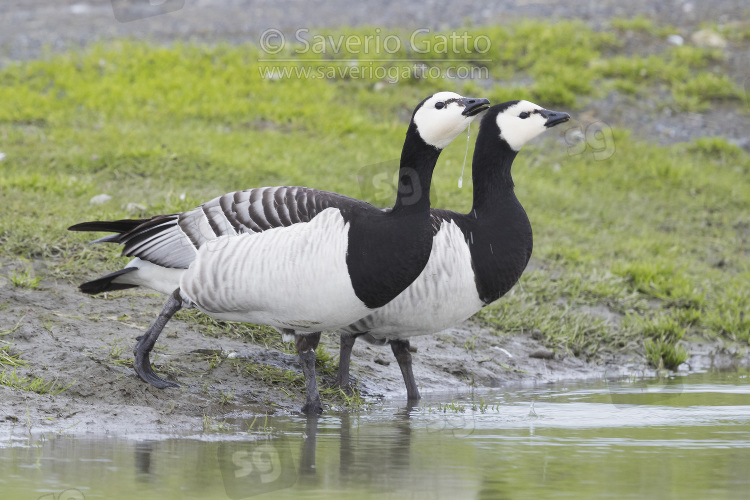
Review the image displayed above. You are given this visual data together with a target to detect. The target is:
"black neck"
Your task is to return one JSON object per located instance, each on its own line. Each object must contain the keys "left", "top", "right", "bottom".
{"left": 470, "top": 128, "right": 518, "bottom": 213}
{"left": 460, "top": 119, "right": 532, "bottom": 305}
{"left": 345, "top": 121, "right": 443, "bottom": 309}
{"left": 391, "top": 122, "right": 441, "bottom": 213}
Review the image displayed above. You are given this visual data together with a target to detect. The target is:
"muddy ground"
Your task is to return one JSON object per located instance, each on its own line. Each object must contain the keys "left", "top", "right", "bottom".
{"left": 1, "top": 259, "right": 746, "bottom": 438}
{"left": 2, "top": 0, "right": 750, "bottom": 437}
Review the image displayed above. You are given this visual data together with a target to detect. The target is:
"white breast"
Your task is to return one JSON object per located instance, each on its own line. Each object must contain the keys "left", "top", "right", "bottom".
{"left": 345, "top": 220, "right": 483, "bottom": 339}
{"left": 179, "top": 208, "right": 371, "bottom": 332}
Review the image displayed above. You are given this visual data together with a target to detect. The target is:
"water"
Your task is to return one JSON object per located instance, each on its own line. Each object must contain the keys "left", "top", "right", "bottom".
{"left": 1, "top": 371, "right": 749, "bottom": 499}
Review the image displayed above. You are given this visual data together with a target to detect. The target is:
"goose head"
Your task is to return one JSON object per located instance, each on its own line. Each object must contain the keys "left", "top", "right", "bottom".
{"left": 469, "top": 100, "right": 571, "bottom": 206}
{"left": 411, "top": 91, "right": 491, "bottom": 150}
{"left": 485, "top": 100, "right": 570, "bottom": 151}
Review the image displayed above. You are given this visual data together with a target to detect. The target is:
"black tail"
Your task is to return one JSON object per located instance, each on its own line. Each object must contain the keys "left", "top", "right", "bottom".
{"left": 68, "top": 218, "right": 149, "bottom": 244}
{"left": 79, "top": 268, "right": 139, "bottom": 295}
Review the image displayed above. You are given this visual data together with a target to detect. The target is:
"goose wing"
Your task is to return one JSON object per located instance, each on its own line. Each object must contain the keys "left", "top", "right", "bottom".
{"left": 70, "top": 186, "right": 376, "bottom": 269}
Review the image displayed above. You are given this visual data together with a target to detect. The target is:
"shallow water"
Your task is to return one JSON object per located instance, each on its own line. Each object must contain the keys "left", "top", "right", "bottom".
{"left": 2, "top": 371, "right": 749, "bottom": 500}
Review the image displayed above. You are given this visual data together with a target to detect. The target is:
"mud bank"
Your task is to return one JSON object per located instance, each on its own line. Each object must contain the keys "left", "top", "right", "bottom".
{"left": 1, "top": 272, "right": 746, "bottom": 439}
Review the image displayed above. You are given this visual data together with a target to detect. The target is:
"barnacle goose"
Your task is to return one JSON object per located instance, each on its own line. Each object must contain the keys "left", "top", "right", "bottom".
{"left": 336, "top": 101, "right": 570, "bottom": 399}
{"left": 69, "top": 92, "right": 490, "bottom": 414}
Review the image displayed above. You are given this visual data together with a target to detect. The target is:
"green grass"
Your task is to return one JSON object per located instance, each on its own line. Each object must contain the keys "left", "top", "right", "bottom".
{"left": 0, "top": 368, "right": 73, "bottom": 395}
{"left": 721, "top": 22, "right": 750, "bottom": 42}
{"left": 635, "top": 314, "right": 690, "bottom": 370}
{"left": 0, "top": 22, "right": 748, "bottom": 374}
{"left": 610, "top": 15, "right": 679, "bottom": 38}
{"left": 597, "top": 46, "right": 741, "bottom": 111}
{"left": 0, "top": 320, "right": 27, "bottom": 368}
{"left": 236, "top": 357, "right": 366, "bottom": 409}
{"left": 10, "top": 267, "right": 41, "bottom": 289}
{"left": 0, "top": 346, "right": 26, "bottom": 367}
{"left": 104, "top": 342, "right": 134, "bottom": 368}
{"left": 175, "top": 310, "right": 289, "bottom": 351}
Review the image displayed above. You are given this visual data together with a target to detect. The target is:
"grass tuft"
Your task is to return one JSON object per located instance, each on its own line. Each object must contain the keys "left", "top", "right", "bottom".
{"left": 644, "top": 338, "right": 689, "bottom": 370}
{"left": 688, "top": 137, "right": 746, "bottom": 162}
{"left": 0, "top": 345, "right": 27, "bottom": 367}
{"left": 0, "top": 368, "right": 74, "bottom": 395}
{"left": 629, "top": 314, "right": 689, "bottom": 370}
{"left": 10, "top": 268, "right": 41, "bottom": 289}
{"left": 237, "top": 355, "right": 364, "bottom": 409}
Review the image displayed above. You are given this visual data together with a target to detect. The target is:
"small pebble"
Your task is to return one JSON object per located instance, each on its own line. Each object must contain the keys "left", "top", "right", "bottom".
{"left": 667, "top": 34, "right": 684, "bottom": 46}
{"left": 529, "top": 349, "right": 555, "bottom": 360}
{"left": 89, "top": 194, "right": 112, "bottom": 205}
{"left": 69, "top": 3, "right": 91, "bottom": 15}
{"left": 126, "top": 202, "right": 147, "bottom": 214}
{"left": 374, "top": 357, "right": 390, "bottom": 366}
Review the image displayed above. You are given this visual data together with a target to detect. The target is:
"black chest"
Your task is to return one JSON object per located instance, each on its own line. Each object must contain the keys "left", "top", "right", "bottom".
{"left": 345, "top": 210, "right": 433, "bottom": 309}
{"left": 434, "top": 201, "right": 533, "bottom": 305}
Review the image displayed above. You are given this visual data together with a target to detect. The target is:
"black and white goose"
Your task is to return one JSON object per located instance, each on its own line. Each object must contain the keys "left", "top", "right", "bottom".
{"left": 69, "top": 92, "right": 490, "bottom": 414}
{"left": 335, "top": 100, "right": 570, "bottom": 399}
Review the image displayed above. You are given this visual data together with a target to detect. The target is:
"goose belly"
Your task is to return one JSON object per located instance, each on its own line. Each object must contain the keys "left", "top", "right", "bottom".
{"left": 179, "top": 208, "right": 371, "bottom": 332}
{"left": 345, "top": 220, "right": 483, "bottom": 339}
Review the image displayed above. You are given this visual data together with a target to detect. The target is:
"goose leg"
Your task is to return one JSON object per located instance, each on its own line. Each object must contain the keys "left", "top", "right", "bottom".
{"left": 390, "top": 339, "right": 420, "bottom": 400}
{"left": 335, "top": 332, "right": 358, "bottom": 394}
{"left": 133, "top": 288, "right": 181, "bottom": 389}
{"left": 295, "top": 332, "right": 324, "bottom": 414}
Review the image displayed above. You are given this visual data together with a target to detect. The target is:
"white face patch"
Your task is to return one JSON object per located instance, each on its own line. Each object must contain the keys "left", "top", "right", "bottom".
{"left": 496, "top": 100, "right": 550, "bottom": 151}
{"left": 412, "top": 91, "right": 480, "bottom": 150}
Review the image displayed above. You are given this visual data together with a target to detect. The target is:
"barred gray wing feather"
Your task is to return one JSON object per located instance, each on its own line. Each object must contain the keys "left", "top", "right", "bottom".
{"left": 108, "top": 186, "right": 373, "bottom": 269}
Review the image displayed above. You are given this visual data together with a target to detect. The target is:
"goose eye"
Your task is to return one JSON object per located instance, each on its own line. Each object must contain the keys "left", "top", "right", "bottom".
{"left": 519, "top": 112, "right": 530, "bottom": 119}
{"left": 435, "top": 102, "right": 445, "bottom": 110}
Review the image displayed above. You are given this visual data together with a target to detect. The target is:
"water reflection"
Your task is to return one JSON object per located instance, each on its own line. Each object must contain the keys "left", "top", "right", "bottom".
{"left": 1, "top": 372, "right": 749, "bottom": 500}
{"left": 134, "top": 441, "right": 155, "bottom": 481}
{"left": 338, "top": 412, "right": 353, "bottom": 483}
{"left": 297, "top": 415, "right": 318, "bottom": 485}
{"left": 218, "top": 399, "right": 484, "bottom": 498}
